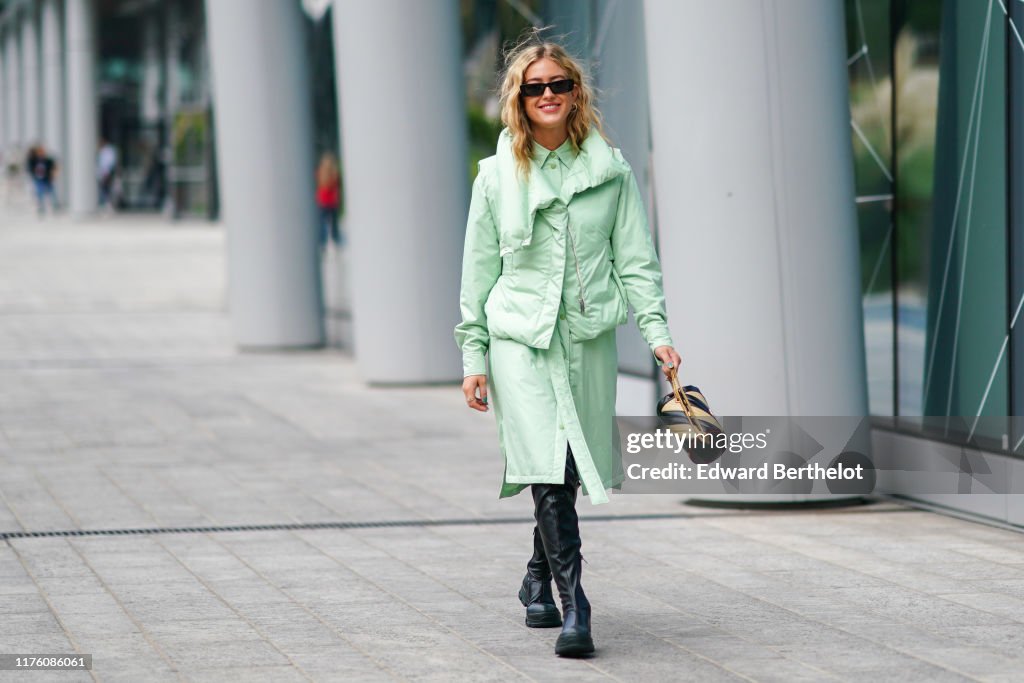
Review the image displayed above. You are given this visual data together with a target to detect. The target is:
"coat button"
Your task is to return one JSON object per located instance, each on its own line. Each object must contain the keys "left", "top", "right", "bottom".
{"left": 559, "top": 312, "right": 566, "bottom": 320}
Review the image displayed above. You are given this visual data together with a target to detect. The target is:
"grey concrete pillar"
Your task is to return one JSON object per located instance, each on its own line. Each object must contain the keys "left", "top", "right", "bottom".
{"left": 543, "top": 0, "right": 592, "bottom": 62}
{"left": 644, "top": 0, "right": 867, "bottom": 504}
{"left": 0, "top": 29, "right": 7, "bottom": 155}
{"left": 586, "top": 0, "right": 658, "bottom": 381}
{"left": 21, "top": 4, "right": 40, "bottom": 147}
{"left": 643, "top": 0, "right": 866, "bottom": 417}
{"left": 65, "top": 0, "right": 97, "bottom": 216}
{"left": 205, "top": 0, "right": 324, "bottom": 348}
{"left": 5, "top": 20, "right": 21, "bottom": 150}
{"left": 333, "top": 0, "right": 466, "bottom": 383}
{"left": 41, "top": 0, "right": 65, "bottom": 194}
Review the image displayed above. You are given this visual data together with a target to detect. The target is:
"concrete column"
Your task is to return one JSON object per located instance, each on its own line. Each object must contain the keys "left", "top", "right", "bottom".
{"left": 205, "top": 0, "right": 324, "bottom": 348}
{"left": 584, "top": 0, "right": 658, "bottom": 382}
{"left": 5, "top": 20, "right": 21, "bottom": 150}
{"left": 65, "top": 0, "right": 97, "bottom": 216}
{"left": 21, "top": 4, "right": 40, "bottom": 147}
{"left": 41, "top": 0, "right": 65, "bottom": 195}
{"left": 644, "top": 0, "right": 868, "bottom": 504}
{"left": 333, "top": 0, "right": 466, "bottom": 383}
{"left": 543, "top": 0, "right": 592, "bottom": 64}
{"left": 0, "top": 29, "right": 7, "bottom": 155}
{"left": 643, "top": 0, "right": 866, "bottom": 417}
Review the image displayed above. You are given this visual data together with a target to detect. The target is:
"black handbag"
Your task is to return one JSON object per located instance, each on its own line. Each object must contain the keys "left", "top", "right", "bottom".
{"left": 656, "top": 366, "right": 726, "bottom": 464}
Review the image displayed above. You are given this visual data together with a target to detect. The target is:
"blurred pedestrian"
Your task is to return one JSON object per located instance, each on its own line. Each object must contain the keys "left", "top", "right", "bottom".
{"left": 142, "top": 147, "right": 166, "bottom": 209}
{"left": 97, "top": 138, "right": 118, "bottom": 212}
{"left": 26, "top": 145, "right": 59, "bottom": 216}
{"left": 315, "top": 152, "right": 342, "bottom": 250}
{"left": 455, "top": 36, "right": 680, "bottom": 658}
{"left": 3, "top": 148, "right": 19, "bottom": 206}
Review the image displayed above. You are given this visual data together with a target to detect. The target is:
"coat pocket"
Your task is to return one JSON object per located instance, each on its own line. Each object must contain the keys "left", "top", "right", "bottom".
{"left": 498, "top": 242, "right": 519, "bottom": 274}
{"left": 609, "top": 266, "right": 629, "bottom": 325}
{"left": 484, "top": 277, "right": 514, "bottom": 340}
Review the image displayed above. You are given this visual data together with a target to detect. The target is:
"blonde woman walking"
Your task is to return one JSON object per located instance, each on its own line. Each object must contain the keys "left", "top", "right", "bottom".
{"left": 455, "top": 36, "right": 679, "bottom": 657}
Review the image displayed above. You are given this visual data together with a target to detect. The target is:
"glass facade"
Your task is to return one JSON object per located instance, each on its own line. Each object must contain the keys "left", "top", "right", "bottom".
{"left": 847, "top": 0, "right": 895, "bottom": 416}
{"left": 94, "top": 0, "right": 215, "bottom": 217}
{"left": 1012, "top": 0, "right": 1024, "bottom": 452}
{"left": 848, "top": 0, "right": 1016, "bottom": 452}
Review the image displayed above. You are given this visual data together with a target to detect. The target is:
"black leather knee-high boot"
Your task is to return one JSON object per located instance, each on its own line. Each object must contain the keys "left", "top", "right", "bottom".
{"left": 518, "top": 525, "right": 561, "bottom": 627}
{"left": 531, "top": 448, "right": 594, "bottom": 657}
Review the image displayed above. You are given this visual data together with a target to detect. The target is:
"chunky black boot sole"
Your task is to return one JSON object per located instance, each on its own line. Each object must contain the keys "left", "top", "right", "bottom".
{"left": 519, "top": 585, "right": 562, "bottom": 628}
{"left": 555, "top": 631, "right": 595, "bottom": 657}
{"left": 526, "top": 608, "right": 562, "bottom": 628}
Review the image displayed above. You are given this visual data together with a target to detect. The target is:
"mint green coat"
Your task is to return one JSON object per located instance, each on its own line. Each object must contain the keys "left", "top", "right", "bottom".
{"left": 455, "top": 126, "right": 674, "bottom": 505}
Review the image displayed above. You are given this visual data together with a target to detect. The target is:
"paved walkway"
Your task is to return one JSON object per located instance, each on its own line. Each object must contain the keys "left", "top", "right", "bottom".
{"left": 3, "top": 205, "right": 1024, "bottom": 682}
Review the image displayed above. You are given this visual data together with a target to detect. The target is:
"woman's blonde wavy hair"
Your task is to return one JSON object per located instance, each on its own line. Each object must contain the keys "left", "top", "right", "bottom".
{"left": 498, "top": 30, "right": 608, "bottom": 180}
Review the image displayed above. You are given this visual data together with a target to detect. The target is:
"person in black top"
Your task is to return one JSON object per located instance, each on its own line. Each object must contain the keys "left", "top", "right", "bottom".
{"left": 26, "top": 145, "right": 59, "bottom": 215}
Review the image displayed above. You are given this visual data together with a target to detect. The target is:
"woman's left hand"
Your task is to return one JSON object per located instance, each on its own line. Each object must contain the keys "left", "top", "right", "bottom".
{"left": 653, "top": 345, "right": 682, "bottom": 380}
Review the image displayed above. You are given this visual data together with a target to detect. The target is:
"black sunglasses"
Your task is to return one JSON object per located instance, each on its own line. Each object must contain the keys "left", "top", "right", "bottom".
{"left": 519, "top": 79, "right": 575, "bottom": 98}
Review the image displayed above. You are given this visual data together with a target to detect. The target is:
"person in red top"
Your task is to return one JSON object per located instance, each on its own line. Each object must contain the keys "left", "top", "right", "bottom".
{"left": 315, "top": 152, "right": 343, "bottom": 250}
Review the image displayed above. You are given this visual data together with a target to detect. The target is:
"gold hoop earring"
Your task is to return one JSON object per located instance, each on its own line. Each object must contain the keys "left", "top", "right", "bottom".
{"left": 572, "top": 103, "right": 579, "bottom": 111}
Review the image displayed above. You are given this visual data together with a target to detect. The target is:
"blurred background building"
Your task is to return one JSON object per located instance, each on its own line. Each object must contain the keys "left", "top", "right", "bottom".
{"left": 0, "top": 0, "right": 1021, "bottom": 527}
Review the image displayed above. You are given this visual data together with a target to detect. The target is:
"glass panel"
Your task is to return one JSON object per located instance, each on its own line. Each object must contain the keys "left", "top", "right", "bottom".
{"left": 98, "top": 7, "right": 164, "bottom": 211}
{"left": 896, "top": 0, "right": 1006, "bottom": 448}
{"left": 860, "top": 200, "right": 895, "bottom": 415}
{"left": 1010, "top": 0, "right": 1024, "bottom": 452}
{"left": 846, "top": 0, "right": 894, "bottom": 416}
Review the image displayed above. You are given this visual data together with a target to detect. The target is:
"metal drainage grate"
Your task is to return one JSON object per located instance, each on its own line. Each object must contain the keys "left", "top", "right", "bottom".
{"left": 0, "top": 505, "right": 910, "bottom": 542}
{"left": 0, "top": 514, "right": 691, "bottom": 541}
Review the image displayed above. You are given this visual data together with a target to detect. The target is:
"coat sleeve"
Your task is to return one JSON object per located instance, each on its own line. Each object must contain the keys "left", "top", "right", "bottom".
{"left": 454, "top": 171, "right": 501, "bottom": 377}
{"left": 610, "top": 166, "right": 675, "bottom": 356}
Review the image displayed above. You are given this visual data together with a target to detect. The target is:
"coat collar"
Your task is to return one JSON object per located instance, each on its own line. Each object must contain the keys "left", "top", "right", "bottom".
{"left": 494, "top": 126, "right": 629, "bottom": 254}
{"left": 531, "top": 136, "right": 578, "bottom": 168}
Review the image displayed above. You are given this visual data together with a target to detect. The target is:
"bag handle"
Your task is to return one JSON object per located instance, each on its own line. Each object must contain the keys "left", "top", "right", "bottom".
{"left": 668, "top": 365, "right": 706, "bottom": 434}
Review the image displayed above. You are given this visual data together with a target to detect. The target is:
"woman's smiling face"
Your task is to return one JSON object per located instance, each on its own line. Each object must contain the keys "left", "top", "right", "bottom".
{"left": 521, "top": 57, "right": 578, "bottom": 134}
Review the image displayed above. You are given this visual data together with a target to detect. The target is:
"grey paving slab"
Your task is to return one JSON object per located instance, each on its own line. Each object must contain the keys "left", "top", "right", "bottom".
{"left": 0, "top": 612, "right": 65, "bottom": 637}
{"left": 273, "top": 647, "right": 394, "bottom": 679}
{"left": 720, "top": 656, "right": 843, "bottom": 683}
{"left": 71, "top": 633, "right": 164, "bottom": 660}
{"left": 909, "top": 646, "right": 1024, "bottom": 679}
{"left": 0, "top": 672, "right": 94, "bottom": 683}
{"left": 0, "top": 631, "right": 76, "bottom": 653}
{"left": 183, "top": 666, "right": 311, "bottom": 683}
{"left": 0, "top": 596, "right": 52, "bottom": 617}
{"left": 982, "top": 676, "right": 1024, "bottom": 683}
{"left": 5, "top": 212, "right": 1024, "bottom": 680}
{"left": 156, "top": 638, "right": 291, "bottom": 671}
{"left": 933, "top": 591, "right": 1024, "bottom": 621}
{"left": 0, "top": 468, "right": 78, "bottom": 531}
{"left": 833, "top": 664, "right": 978, "bottom": 682}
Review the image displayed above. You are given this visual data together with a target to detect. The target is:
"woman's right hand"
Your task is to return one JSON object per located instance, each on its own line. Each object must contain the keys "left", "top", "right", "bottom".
{"left": 462, "top": 375, "right": 489, "bottom": 412}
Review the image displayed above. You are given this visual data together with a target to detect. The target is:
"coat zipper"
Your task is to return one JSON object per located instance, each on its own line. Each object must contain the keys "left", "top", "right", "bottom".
{"left": 565, "top": 221, "right": 586, "bottom": 313}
